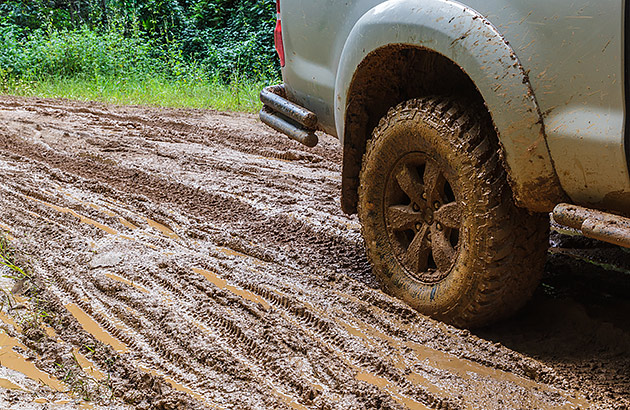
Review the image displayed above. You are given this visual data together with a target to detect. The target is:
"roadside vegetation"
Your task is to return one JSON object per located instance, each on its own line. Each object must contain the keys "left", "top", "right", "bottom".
{"left": 0, "top": 0, "right": 279, "bottom": 112}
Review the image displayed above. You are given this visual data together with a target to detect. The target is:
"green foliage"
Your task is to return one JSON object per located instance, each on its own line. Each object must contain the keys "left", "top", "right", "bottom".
{"left": 1, "top": 26, "right": 152, "bottom": 80}
{"left": 0, "top": 0, "right": 280, "bottom": 110}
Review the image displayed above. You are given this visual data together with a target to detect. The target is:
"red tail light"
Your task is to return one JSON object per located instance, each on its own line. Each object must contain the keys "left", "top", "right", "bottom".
{"left": 274, "top": 0, "right": 285, "bottom": 67}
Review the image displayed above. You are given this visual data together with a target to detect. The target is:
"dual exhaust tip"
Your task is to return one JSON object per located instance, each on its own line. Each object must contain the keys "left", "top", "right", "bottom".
{"left": 259, "top": 85, "right": 319, "bottom": 148}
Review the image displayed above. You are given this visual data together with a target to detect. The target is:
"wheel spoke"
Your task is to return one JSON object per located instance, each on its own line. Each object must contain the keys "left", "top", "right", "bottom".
{"left": 434, "top": 202, "right": 462, "bottom": 229}
{"left": 431, "top": 225, "right": 456, "bottom": 272}
{"left": 423, "top": 159, "right": 443, "bottom": 204}
{"left": 395, "top": 164, "right": 425, "bottom": 205}
{"left": 404, "top": 225, "right": 431, "bottom": 274}
{"left": 387, "top": 205, "right": 422, "bottom": 231}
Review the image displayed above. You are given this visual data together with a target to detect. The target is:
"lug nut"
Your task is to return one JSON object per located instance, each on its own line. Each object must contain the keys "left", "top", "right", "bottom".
{"left": 412, "top": 203, "right": 420, "bottom": 212}
{"left": 433, "top": 201, "right": 440, "bottom": 210}
{"left": 436, "top": 223, "right": 443, "bottom": 231}
{"left": 415, "top": 223, "right": 422, "bottom": 231}
{"left": 421, "top": 192, "right": 427, "bottom": 200}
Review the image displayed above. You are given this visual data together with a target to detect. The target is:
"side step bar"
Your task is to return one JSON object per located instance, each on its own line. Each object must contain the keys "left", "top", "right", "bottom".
{"left": 259, "top": 85, "right": 318, "bottom": 148}
{"left": 553, "top": 203, "right": 630, "bottom": 248}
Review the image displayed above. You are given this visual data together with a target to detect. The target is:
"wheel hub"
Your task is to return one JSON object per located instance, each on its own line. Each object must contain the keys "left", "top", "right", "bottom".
{"left": 384, "top": 153, "right": 462, "bottom": 284}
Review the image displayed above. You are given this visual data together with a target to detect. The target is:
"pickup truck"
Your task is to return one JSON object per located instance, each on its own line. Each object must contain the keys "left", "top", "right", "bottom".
{"left": 260, "top": 0, "right": 630, "bottom": 327}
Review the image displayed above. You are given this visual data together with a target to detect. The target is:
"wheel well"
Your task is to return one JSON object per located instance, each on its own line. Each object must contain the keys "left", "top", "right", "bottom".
{"left": 341, "top": 45, "right": 488, "bottom": 214}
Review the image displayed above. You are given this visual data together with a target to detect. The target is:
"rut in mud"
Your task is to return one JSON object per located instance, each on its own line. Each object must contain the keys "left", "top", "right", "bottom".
{"left": 0, "top": 96, "right": 628, "bottom": 409}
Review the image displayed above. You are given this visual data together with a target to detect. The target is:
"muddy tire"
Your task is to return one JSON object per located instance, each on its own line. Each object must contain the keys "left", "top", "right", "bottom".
{"left": 358, "top": 97, "right": 548, "bottom": 328}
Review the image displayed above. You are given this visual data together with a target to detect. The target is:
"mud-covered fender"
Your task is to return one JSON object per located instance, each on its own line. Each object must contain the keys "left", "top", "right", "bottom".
{"left": 335, "top": 0, "right": 566, "bottom": 212}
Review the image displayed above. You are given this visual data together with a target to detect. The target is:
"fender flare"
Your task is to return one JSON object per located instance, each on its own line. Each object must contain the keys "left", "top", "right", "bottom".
{"left": 334, "top": 0, "right": 566, "bottom": 212}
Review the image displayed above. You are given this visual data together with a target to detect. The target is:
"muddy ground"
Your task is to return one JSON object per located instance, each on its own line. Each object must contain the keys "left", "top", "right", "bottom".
{"left": 0, "top": 95, "right": 627, "bottom": 409}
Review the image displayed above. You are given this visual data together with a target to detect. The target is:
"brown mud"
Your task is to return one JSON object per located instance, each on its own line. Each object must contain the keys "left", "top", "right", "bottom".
{"left": 0, "top": 95, "right": 627, "bottom": 409}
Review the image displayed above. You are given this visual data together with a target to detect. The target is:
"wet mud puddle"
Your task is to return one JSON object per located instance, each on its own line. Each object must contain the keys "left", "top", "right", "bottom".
{"left": 64, "top": 303, "right": 129, "bottom": 353}
{"left": 0, "top": 319, "right": 65, "bottom": 392}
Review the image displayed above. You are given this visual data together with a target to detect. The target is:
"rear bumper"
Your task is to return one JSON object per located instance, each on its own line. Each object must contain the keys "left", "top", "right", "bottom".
{"left": 259, "top": 85, "right": 319, "bottom": 147}
{"left": 553, "top": 203, "right": 630, "bottom": 248}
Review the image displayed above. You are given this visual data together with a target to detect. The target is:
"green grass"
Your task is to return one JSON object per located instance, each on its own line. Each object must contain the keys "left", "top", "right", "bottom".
{"left": 0, "top": 233, "right": 28, "bottom": 280}
{"left": 2, "top": 75, "right": 266, "bottom": 113}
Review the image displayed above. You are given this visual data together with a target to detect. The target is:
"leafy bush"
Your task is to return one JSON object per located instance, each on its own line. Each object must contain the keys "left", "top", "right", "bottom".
{"left": 0, "top": 0, "right": 280, "bottom": 86}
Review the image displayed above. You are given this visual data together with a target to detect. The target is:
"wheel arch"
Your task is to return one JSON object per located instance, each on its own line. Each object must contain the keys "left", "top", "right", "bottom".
{"left": 336, "top": 0, "right": 567, "bottom": 214}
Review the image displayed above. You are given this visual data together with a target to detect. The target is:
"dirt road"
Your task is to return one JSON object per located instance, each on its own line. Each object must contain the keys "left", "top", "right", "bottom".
{"left": 0, "top": 96, "right": 628, "bottom": 409}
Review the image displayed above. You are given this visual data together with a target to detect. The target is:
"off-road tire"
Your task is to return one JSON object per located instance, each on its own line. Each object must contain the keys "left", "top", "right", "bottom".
{"left": 358, "top": 97, "right": 549, "bottom": 328}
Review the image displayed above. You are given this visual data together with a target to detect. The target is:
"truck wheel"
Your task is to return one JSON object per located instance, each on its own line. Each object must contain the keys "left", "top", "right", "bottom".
{"left": 358, "top": 97, "right": 548, "bottom": 328}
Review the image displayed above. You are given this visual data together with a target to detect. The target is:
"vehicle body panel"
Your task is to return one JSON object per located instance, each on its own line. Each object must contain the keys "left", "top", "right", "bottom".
{"left": 281, "top": 0, "right": 383, "bottom": 136}
{"left": 279, "top": 0, "right": 630, "bottom": 213}
{"left": 485, "top": 1, "right": 629, "bottom": 211}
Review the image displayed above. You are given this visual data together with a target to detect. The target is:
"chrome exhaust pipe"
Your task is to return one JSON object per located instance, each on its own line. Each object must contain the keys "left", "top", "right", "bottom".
{"left": 259, "top": 85, "right": 319, "bottom": 148}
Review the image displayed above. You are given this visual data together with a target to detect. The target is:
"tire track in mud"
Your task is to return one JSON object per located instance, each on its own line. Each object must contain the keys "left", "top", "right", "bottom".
{"left": 0, "top": 96, "right": 608, "bottom": 409}
{"left": 0, "top": 107, "right": 372, "bottom": 288}
{"left": 4, "top": 149, "right": 367, "bottom": 297}
{"left": 6, "top": 191, "right": 393, "bottom": 409}
{"left": 2, "top": 187, "right": 572, "bottom": 408}
{"left": 0, "top": 101, "right": 580, "bottom": 408}
{"left": 2, "top": 187, "right": 272, "bottom": 408}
